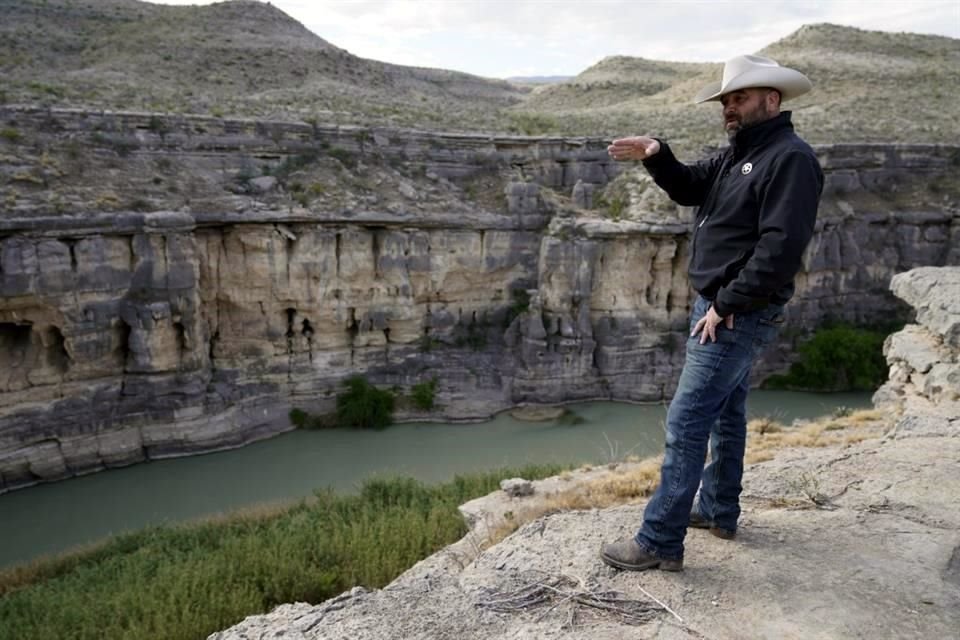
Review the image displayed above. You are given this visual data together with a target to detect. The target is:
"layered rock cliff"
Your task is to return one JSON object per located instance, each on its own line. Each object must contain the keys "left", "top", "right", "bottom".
{"left": 1, "top": 106, "right": 958, "bottom": 492}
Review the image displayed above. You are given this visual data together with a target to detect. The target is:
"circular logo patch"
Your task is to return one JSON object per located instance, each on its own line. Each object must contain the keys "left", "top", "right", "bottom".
{"left": 741, "top": 162, "right": 753, "bottom": 175}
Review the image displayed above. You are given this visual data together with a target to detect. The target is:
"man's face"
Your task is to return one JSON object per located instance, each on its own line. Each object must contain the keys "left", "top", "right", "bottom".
{"left": 720, "top": 88, "right": 777, "bottom": 139}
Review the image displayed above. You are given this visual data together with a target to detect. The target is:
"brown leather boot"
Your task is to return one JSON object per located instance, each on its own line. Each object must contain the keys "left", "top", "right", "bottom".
{"left": 600, "top": 538, "right": 683, "bottom": 572}
{"left": 688, "top": 509, "right": 736, "bottom": 540}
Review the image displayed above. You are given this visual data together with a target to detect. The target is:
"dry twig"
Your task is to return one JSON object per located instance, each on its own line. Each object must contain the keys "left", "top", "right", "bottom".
{"left": 476, "top": 571, "right": 665, "bottom": 627}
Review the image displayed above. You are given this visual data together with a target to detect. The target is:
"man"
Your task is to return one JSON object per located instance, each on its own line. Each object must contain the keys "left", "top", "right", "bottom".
{"left": 600, "top": 55, "right": 824, "bottom": 571}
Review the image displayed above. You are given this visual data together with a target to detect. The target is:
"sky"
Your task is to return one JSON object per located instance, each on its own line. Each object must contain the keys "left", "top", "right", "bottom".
{"left": 151, "top": 0, "right": 960, "bottom": 78}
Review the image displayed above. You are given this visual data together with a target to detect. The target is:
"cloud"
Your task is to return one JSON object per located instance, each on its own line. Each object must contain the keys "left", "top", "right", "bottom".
{"left": 150, "top": 0, "right": 960, "bottom": 77}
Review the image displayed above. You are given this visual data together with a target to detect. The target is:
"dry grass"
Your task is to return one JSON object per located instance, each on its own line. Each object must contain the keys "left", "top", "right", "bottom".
{"left": 481, "top": 408, "right": 891, "bottom": 547}
{"left": 483, "top": 457, "right": 663, "bottom": 547}
{"left": 744, "top": 408, "right": 888, "bottom": 456}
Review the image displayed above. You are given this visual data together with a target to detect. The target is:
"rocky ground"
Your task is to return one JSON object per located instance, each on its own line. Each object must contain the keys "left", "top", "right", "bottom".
{"left": 210, "top": 420, "right": 960, "bottom": 640}
{"left": 211, "top": 267, "right": 960, "bottom": 640}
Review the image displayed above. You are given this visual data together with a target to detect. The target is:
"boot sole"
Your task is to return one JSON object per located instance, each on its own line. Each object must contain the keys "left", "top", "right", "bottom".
{"left": 689, "top": 518, "right": 736, "bottom": 540}
{"left": 600, "top": 552, "right": 684, "bottom": 572}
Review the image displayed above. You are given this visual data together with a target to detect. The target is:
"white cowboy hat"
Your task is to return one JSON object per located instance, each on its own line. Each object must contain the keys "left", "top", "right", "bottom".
{"left": 693, "top": 54, "right": 812, "bottom": 104}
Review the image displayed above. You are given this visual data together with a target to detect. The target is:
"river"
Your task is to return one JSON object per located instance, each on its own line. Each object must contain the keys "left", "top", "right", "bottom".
{"left": 0, "top": 391, "right": 872, "bottom": 568}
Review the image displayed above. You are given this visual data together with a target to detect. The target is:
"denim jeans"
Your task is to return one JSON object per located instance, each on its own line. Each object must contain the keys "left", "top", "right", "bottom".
{"left": 635, "top": 295, "right": 785, "bottom": 560}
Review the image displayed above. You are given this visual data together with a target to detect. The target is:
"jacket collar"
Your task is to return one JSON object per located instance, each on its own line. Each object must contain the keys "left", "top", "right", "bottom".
{"left": 731, "top": 111, "right": 793, "bottom": 154}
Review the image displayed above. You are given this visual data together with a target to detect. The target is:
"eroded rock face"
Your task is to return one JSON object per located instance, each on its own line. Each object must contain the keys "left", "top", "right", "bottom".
{"left": 0, "top": 106, "right": 958, "bottom": 492}
{"left": 875, "top": 266, "right": 960, "bottom": 436}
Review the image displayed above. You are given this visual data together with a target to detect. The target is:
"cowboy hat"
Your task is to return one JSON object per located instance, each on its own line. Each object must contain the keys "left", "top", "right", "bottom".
{"left": 693, "top": 54, "right": 812, "bottom": 104}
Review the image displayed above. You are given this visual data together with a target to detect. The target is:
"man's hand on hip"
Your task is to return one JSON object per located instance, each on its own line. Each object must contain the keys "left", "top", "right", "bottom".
{"left": 692, "top": 306, "right": 734, "bottom": 344}
{"left": 607, "top": 136, "right": 660, "bottom": 162}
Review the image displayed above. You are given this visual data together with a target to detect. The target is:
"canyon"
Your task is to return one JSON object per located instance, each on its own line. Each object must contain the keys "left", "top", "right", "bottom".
{"left": 209, "top": 265, "right": 960, "bottom": 640}
{"left": 1, "top": 106, "right": 958, "bottom": 493}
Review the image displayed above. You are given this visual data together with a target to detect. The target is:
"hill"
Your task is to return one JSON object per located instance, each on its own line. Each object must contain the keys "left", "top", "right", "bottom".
{"left": 0, "top": 0, "right": 528, "bottom": 129}
{"left": 2, "top": 2, "right": 959, "bottom": 151}
{"left": 507, "top": 23, "right": 960, "bottom": 154}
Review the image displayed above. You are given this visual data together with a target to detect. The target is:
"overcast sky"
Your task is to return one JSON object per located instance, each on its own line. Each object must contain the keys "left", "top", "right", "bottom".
{"left": 151, "top": 0, "right": 960, "bottom": 78}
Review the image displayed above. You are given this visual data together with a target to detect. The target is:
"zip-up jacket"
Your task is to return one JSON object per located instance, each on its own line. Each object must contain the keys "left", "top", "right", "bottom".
{"left": 641, "top": 111, "right": 823, "bottom": 317}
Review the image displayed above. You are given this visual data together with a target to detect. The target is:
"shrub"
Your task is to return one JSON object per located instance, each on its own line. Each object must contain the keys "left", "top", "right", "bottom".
{"left": 289, "top": 408, "right": 337, "bottom": 429}
{"left": 507, "top": 112, "right": 559, "bottom": 136}
{"left": 504, "top": 288, "right": 530, "bottom": 327}
{"left": 764, "top": 325, "right": 889, "bottom": 391}
{"left": 336, "top": 376, "right": 395, "bottom": 429}
{"left": 327, "top": 147, "right": 356, "bottom": 169}
{"left": 288, "top": 408, "right": 308, "bottom": 427}
{"left": 270, "top": 151, "right": 320, "bottom": 181}
{"left": 411, "top": 378, "right": 438, "bottom": 411}
{"left": 0, "top": 127, "right": 21, "bottom": 143}
{"left": 0, "top": 465, "right": 567, "bottom": 640}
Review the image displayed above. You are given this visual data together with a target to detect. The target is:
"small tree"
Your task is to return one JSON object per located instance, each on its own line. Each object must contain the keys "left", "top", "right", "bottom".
{"left": 336, "top": 376, "right": 395, "bottom": 429}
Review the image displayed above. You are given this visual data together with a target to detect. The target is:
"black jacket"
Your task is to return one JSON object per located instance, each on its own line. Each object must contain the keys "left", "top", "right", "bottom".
{"left": 642, "top": 112, "right": 823, "bottom": 317}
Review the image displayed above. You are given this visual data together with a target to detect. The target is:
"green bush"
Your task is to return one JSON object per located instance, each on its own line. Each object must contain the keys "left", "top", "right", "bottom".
{"left": 764, "top": 325, "right": 889, "bottom": 391}
{"left": 327, "top": 147, "right": 356, "bottom": 169}
{"left": 288, "top": 408, "right": 308, "bottom": 427}
{"left": 411, "top": 378, "right": 438, "bottom": 411}
{"left": 504, "top": 288, "right": 530, "bottom": 327}
{"left": 336, "top": 376, "right": 395, "bottom": 429}
{"left": 0, "top": 464, "right": 567, "bottom": 640}
{"left": 289, "top": 408, "right": 337, "bottom": 429}
{"left": 507, "top": 112, "right": 560, "bottom": 136}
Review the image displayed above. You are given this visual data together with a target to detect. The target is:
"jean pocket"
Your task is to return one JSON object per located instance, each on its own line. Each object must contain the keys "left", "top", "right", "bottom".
{"left": 758, "top": 311, "right": 786, "bottom": 327}
{"left": 754, "top": 310, "right": 785, "bottom": 350}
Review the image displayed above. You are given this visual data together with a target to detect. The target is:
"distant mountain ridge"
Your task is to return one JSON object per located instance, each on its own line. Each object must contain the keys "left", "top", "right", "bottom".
{"left": 507, "top": 76, "right": 574, "bottom": 84}
{"left": 2, "top": 0, "right": 958, "bottom": 149}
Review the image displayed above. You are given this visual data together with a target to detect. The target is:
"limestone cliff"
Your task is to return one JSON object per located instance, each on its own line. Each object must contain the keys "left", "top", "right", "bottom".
{"left": 874, "top": 266, "right": 960, "bottom": 435}
{"left": 1, "top": 106, "right": 958, "bottom": 492}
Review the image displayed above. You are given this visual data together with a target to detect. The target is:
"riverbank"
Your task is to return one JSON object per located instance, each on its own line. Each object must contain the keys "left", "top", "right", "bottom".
{"left": 212, "top": 407, "right": 960, "bottom": 640}
{"left": 0, "top": 463, "right": 567, "bottom": 640}
{"left": 0, "top": 392, "right": 869, "bottom": 568}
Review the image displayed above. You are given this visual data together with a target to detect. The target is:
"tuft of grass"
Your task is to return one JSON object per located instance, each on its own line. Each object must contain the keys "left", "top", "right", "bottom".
{"left": 0, "top": 464, "right": 567, "bottom": 640}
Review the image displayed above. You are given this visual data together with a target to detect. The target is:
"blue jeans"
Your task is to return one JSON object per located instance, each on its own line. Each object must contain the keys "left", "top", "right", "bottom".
{"left": 635, "top": 295, "right": 784, "bottom": 560}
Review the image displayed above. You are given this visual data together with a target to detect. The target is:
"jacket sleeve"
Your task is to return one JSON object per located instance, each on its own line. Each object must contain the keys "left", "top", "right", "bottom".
{"left": 641, "top": 141, "right": 725, "bottom": 207}
{"left": 712, "top": 150, "right": 823, "bottom": 317}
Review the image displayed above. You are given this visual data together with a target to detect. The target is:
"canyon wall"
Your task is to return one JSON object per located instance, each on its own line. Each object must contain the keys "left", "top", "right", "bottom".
{"left": 1, "top": 106, "right": 957, "bottom": 492}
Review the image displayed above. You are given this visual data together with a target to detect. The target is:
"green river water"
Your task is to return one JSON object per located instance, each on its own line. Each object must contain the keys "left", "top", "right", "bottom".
{"left": 0, "top": 391, "right": 872, "bottom": 568}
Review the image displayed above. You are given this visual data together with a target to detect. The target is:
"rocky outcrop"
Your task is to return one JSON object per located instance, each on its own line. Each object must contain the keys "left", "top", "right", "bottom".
{"left": 875, "top": 266, "right": 960, "bottom": 436}
{"left": 1, "top": 106, "right": 958, "bottom": 491}
{"left": 209, "top": 267, "right": 960, "bottom": 640}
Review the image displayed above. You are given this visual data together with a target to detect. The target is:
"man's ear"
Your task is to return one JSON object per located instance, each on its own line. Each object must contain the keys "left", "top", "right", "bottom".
{"left": 768, "top": 89, "right": 782, "bottom": 111}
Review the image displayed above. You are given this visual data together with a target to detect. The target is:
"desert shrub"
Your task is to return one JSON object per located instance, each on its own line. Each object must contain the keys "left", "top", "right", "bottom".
{"left": 0, "top": 464, "right": 567, "bottom": 640}
{"left": 269, "top": 150, "right": 320, "bottom": 181}
{"left": 327, "top": 147, "right": 356, "bottom": 169}
{"left": 764, "top": 325, "right": 889, "bottom": 391}
{"left": 289, "top": 408, "right": 337, "bottom": 429}
{"left": 507, "top": 112, "right": 560, "bottom": 136}
{"left": 336, "top": 376, "right": 395, "bottom": 429}
{"left": 410, "top": 378, "right": 438, "bottom": 410}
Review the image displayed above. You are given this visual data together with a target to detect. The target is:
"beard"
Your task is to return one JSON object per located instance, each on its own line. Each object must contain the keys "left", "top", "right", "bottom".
{"left": 725, "top": 99, "right": 772, "bottom": 141}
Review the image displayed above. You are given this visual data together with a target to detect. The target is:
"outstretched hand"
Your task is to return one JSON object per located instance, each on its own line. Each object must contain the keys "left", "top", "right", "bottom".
{"left": 607, "top": 136, "right": 661, "bottom": 162}
{"left": 692, "top": 306, "right": 734, "bottom": 344}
